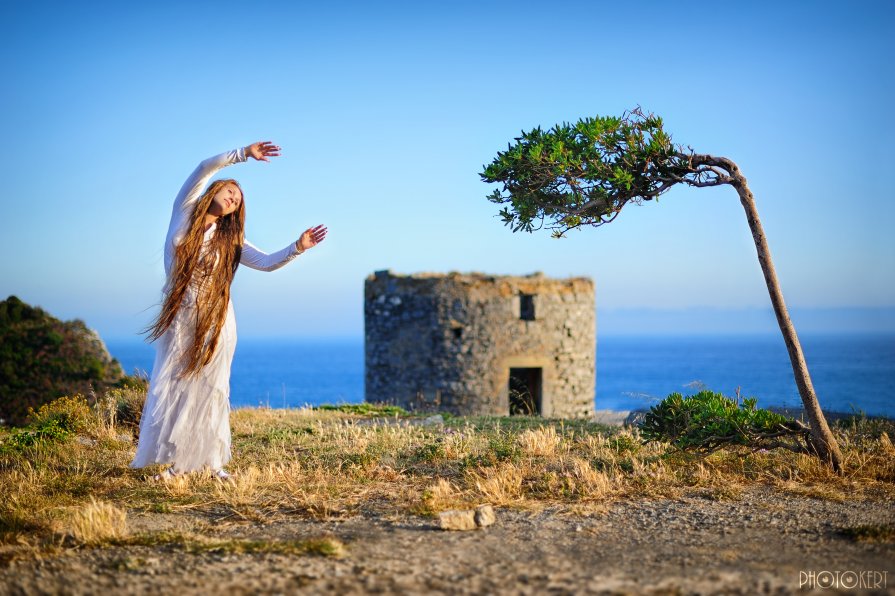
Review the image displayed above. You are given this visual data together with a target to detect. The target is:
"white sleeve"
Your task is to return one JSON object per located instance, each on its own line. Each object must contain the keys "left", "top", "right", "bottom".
{"left": 164, "top": 147, "right": 248, "bottom": 275}
{"left": 240, "top": 238, "right": 302, "bottom": 272}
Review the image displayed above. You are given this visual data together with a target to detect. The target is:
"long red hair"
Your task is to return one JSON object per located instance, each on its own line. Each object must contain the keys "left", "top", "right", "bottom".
{"left": 146, "top": 178, "right": 245, "bottom": 376}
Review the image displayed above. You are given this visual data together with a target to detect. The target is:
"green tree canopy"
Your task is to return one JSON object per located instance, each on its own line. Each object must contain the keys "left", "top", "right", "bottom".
{"left": 481, "top": 107, "right": 726, "bottom": 236}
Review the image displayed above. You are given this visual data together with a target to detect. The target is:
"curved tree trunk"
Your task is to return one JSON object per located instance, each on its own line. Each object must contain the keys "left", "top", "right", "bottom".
{"left": 694, "top": 155, "right": 844, "bottom": 472}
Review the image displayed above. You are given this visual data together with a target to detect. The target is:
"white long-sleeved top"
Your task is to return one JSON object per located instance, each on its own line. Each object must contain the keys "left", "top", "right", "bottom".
{"left": 164, "top": 147, "right": 301, "bottom": 276}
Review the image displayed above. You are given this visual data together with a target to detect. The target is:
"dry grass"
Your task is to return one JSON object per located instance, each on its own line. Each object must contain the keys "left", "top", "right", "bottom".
{"left": 570, "top": 457, "right": 613, "bottom": 499}
{"left": 419, "top": 478, "right": 469, "bottom": 514}
{"left": 65, "top": 498, "right": 128, "bottom": 545}
{"left": 516, "top": 425, "right": 562, "bottom": 457}
{"left": 0, "top": 393, "right": 893, "bottom": 563}
{"left": 470, "top": 462, "right": 525, "bottom": 506}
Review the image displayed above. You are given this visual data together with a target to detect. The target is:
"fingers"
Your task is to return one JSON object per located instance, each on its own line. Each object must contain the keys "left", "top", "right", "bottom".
{"left": 253, "top": 141, "right": 281, "bottom": 158}
{"left": 306, "top": 224, "right": 327, "bottom": 244}
{"left": 297, "top": 225, "right": 327, "bottom": 251}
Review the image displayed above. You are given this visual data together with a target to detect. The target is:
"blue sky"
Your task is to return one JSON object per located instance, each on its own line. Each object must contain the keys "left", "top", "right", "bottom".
{"left": 2, "top": 1, "right": 893, "bottom": 340}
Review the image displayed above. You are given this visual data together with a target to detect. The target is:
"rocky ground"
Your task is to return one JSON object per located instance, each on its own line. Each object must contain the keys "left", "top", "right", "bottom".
{"left": 1, "top": 485, "right": 892, "bottom": 595}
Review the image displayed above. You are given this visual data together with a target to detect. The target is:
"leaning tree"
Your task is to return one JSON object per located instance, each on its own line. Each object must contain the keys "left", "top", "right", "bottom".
{"left": 480, "top": 107, "right": 843, "bottom": 471}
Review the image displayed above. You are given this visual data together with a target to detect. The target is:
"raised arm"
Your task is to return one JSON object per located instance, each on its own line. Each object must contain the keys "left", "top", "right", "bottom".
{"left": 240, "top": 225, "right": 328, "bottom": 272}
{"left": 163, "top": 142, "right": 281, "bottom": 275}
{"left": 164, "top": 148, "right": 246, "bottom": 272}
{"left": 172, "top": 148, "right": 246, "bottom": 219}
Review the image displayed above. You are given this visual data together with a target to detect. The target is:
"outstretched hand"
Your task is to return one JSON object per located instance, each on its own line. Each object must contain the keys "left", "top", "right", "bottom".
{"left": 246, "top": 141, "right": 281, "bottom": 162}
{"left": 297, "top": 225, "right": 328, "bottom": 252}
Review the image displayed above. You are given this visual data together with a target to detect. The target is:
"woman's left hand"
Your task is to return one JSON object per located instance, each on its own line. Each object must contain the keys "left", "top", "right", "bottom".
{"left": 297, "top": 225, "right": 328, "bottom": 252}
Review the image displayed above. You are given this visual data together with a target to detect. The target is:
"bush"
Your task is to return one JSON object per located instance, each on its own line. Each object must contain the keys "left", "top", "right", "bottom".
{"left": 639, "top": 390, "right": 810, "bottom": 454}
{"left": 107, "top": 386, "right": 147, "bottom": 430}
{"left": 3, "top": 417, "right": 72, "bottom": 449}
{"left": 28, "top": 394, "right": 93, "bottom": 435}
{"left": 0, "top": 394, "right": 97, "bottom": 452}
{"left": 315, "top": 403, "right": 407, "bottom": 416}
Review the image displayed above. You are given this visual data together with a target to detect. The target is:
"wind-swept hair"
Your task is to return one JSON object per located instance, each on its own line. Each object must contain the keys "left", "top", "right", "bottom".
{"left": 146, "top": 178, "right": 245, "bottom": 376}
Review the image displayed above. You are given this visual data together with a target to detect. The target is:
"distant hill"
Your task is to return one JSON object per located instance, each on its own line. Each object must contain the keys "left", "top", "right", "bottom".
{"left": 0, "top": 295, "right": 128, "bottom": 426}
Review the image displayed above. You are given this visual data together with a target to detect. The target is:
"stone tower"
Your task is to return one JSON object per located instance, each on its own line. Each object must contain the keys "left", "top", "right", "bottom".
{"left": 364, "top": 271, "right": 595, "bottom": 418}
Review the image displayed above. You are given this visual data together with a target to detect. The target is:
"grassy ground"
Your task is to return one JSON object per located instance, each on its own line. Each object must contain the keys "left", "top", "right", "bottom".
{"left": 1, "top": 392, "right": 893, "bottom": 566}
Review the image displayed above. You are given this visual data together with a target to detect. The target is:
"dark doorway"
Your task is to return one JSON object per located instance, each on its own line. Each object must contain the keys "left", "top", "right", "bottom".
{"left": 509, "top": 368, "right": 542, "bottom": 415}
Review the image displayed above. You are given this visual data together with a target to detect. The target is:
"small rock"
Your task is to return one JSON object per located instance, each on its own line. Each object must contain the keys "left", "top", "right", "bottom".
{"left": 439, "top": 509, "right": 477, "bottom": 531}
{"left": 474, "top": 505, "right": 496, "bottom": 528}
{"left": 422, "top": 414, "right": 444, "bottom": 426}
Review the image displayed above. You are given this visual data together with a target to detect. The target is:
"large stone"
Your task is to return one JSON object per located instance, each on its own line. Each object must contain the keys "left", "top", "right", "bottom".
{"left": 474, "top": 505, "right": 496, "bottom": 527}
{"left": 438, "top": 509, "right": 477, "bottom": 531}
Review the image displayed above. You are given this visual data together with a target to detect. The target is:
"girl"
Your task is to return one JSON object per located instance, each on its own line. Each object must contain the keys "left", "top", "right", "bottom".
{"left": 130, "top": 141, "right": 326, "bottom": 480}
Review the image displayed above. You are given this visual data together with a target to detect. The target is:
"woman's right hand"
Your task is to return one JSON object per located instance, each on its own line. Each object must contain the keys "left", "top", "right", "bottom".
{"left": 296, "top": 225, "right": 328, "bottom": 252}
{"left": 246, "top": 141, "right": 281, "bottom": 162}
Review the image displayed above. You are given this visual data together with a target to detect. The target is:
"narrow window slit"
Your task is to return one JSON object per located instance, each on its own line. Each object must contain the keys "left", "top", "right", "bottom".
{"left": 520, "top": 294, "right": 535, "bottom": 321}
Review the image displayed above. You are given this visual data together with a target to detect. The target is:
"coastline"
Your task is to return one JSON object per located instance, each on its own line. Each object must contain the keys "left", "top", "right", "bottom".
{"left": 107, "top": 334, "right": 895, "bottom": 419}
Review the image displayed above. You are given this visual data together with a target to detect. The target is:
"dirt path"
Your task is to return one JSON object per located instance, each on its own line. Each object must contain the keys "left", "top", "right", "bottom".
{"left": 2, "top": 486, "right": 892, "bottom": 595}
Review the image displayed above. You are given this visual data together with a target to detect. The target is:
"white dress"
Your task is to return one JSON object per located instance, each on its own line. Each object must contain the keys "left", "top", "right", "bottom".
{"left": 130, "top": 148, "right": 302, "bottom": 473}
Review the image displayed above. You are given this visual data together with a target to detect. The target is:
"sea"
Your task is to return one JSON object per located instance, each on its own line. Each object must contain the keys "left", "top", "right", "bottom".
{"left": 106, "top": 334, "right": 895, "bottom": 418}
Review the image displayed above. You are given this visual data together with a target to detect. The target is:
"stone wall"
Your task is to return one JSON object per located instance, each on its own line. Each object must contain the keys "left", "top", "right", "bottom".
{"left": 364, "top": 271, "right": 595, "bottom": 418}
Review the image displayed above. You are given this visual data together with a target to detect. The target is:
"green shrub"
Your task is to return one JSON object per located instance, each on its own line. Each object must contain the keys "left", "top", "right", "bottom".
{"left": 28, "top": 394, "right": 93, "bottom": 434}
{"left": 316, "top": 403, "right": 407, "bottom": 416}
{"left": 640, "top": 390, "right": 809, "bottom": 454}
{"left": 0, "top": 394, "right": 98, "bottom": 452}
{"left": 413, "top": 440, "right": 445, "bottom": 462}
{"left": 3, "top": 417, "right": 72, "bottom": 450}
